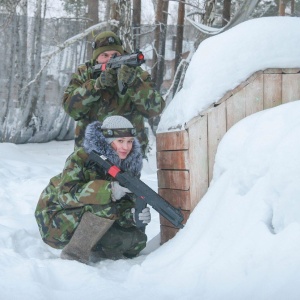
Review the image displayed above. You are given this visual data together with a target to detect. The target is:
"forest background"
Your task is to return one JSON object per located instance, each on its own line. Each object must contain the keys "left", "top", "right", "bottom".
{"left": 0, "top": 0, "right": 299, "bottom": 144}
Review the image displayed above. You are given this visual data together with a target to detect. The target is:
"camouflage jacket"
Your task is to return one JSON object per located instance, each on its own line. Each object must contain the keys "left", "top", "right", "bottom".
{"left": 35, "top": 121, "right": 144, "bottom": 248}
{"left": 62, "top": 59, "right": 165, "bottom": 154}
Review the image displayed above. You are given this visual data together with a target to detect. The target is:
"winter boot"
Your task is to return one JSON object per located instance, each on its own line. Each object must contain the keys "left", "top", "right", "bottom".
{"left": 60, "top": 212, "right": 114, "bottom": 264}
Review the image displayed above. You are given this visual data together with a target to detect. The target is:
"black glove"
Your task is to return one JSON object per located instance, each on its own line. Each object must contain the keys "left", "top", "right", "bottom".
{"left": 94, "top": 68, "right": 117, "bottom": 89}
{"left": 117, "top": 65, "right": 137, "bottom": 87}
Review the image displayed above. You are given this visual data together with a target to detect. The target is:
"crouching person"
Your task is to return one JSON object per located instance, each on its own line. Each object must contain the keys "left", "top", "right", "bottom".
{"left": 35, "top": 116, "right": 151, "bottom": 264}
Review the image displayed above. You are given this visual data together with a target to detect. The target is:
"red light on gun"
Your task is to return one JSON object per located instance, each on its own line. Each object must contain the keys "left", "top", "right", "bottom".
{"left": 137, "top": 53, "right": 144, "bottom": 61}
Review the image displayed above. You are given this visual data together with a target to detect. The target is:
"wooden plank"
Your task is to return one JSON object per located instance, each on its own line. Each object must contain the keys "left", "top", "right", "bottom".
{"left": 157, "top": 170, "right": 190, "bottom": 190}
{"left": 226, "top": 92, "right": 246, "bottom": 130}
{"left": 186, "top": 113, "right": 208, "bottom": 128}
{"left": 263, "top": 73, "right": 282, "bottom": 109}
{"left": 188, "top": 114, "right": 209, "bottom": 210}
{"left": 207, "top": 102, "right": 226, "bottom": 183}
{"left": 160, "top": 225, "right": 180, "bottom": 244}
{"left": 264, "top": 68, "right": 282, "bottom": 74}
{"left": 156, "top": 130, "right": 189, "bottom": 151}
{"left": 160, "top": 209, "right": 190, "bottom": 227}
{"left": 231, "top": 80, "right": 248, "bottom": 95}
{"left": 157, "top": 150, "right": 189, "bottom": 170}
{"left": 245, "top": 73, "right": 264, "bottom": 116}
{"left": 246, "top": 70, "right": 263, "bottom": 84}
{"left": 282, "top": 68, "right": 300, "bottom": 74}
{"left": 214, "top": 89, "right": 233, "bottom": 105}
{"left": 158, "top": 188, "right": 191, "bottom": 210}
{"left": 282, "top": 73, "right": 300, "bottom": 103}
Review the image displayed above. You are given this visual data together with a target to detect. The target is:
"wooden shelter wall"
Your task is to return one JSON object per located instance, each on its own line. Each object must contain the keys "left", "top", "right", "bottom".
{"left": 157, "top": 68, "right": 300, "bottom": 244}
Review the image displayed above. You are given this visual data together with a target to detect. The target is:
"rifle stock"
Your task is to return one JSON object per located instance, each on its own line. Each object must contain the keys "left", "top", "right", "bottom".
{"left": 87, "top": 151, "right": 184, "bottom": 229}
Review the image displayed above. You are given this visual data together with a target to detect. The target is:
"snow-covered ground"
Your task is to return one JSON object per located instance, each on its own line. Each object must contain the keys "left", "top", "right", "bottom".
{"left": 1, "top": 16, "right": 300, "bottom": 300}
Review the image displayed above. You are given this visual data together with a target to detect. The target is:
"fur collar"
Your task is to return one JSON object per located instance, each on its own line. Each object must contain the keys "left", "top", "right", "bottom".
{"left": 83, "top": 121, "right": 143, "bottom": 176}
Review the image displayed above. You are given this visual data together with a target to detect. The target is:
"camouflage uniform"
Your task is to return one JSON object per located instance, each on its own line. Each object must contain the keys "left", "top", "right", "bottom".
{"left": 35, "top": 121, "right": 146, "bottom": 258}
{"left": 62, "top": 59, "right": 165, "bottom": 155}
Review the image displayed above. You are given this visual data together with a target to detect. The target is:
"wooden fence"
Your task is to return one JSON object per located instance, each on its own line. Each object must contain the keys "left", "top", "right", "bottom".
{"left": 156, "top": 68, "right": 300, "bottom": 244}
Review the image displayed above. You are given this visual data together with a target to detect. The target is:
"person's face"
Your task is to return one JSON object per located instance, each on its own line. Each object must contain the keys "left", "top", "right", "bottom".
{"left": 96, "top": 50, "right": 121, "bottom": 64}
{"left": 111, "top": 137, "right": 134, "bottom": 159}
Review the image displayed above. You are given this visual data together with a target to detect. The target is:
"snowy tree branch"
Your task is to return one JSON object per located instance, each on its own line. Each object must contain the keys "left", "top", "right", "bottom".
{"left": 42, "top": 19, "right": 118, "bottom": 59}
{"left": 23, "top": 20, "right": 119, "bottom": 92}
{"left": 186, "top": 0, "right": 260, "bottom": 35}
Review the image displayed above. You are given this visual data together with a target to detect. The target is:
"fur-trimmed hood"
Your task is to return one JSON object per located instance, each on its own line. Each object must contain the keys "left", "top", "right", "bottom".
{"left": 83, "top": 121, "right": 143, "bottom": 176}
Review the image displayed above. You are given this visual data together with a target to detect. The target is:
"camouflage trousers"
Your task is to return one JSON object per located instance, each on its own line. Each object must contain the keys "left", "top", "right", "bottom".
{"left": 35, "top": 203, "right": 147, "bottom": 257}
{"left": 93, "top": 222, "right": 147, "bottom": 259}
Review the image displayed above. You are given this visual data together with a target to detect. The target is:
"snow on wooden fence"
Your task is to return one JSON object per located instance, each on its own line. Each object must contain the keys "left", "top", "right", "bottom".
{"left": 157, "top": 68, "right": 300, "bottom": 244}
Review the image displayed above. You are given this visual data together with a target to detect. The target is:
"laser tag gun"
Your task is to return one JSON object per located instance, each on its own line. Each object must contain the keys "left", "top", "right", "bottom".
{"left": 92, "top": 50, "right": 145, "bottom": 95}
{"left": 87, "top": 151, "right": 184, "bottom": 229}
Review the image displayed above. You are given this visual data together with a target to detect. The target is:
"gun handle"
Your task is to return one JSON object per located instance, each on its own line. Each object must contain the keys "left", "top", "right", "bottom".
{"left": 116, "top": 69, "right": 128, "bottom": 95}
{"left": 135, "top": 197, "right": 147, "bottom": 229}
{"left": 119, "top": 81, "right": 128, "bottom": 95}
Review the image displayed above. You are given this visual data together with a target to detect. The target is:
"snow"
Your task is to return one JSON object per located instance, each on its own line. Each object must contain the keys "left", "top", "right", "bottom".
{"left": 157, "top": 16, "right": 300, "bottom": 132}
{"left": 1, "top": 16, "right": 300, "bottom": 299}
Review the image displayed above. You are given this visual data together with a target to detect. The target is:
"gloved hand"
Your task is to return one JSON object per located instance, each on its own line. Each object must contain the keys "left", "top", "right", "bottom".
{"left": 131, "top": 207, "right": 151, "bottom": 224}
{"left": 111, "top": 181, "right": 131, "bottom": 202}
{"left": 94, "top": 68, "right": 117, "bottom": 89}
{"left": 82, "top": 79, "right": 96, "bottom": 91}
{"left": 117, "top": 65, "right": 137, "bottom": 87}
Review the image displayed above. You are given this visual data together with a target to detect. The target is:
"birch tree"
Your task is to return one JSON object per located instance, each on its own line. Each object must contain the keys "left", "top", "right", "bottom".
{"left": 116, "top": 0, "right": 133, "bottom": 52}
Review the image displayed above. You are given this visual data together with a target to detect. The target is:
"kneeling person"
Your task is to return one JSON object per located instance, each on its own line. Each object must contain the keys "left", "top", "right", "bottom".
{"left": 35, "top": 116, "right": 151, "bottom": 264}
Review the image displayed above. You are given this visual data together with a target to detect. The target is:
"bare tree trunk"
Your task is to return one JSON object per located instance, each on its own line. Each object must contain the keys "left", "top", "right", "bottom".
{"left": 174, "top": 0, "right": 185, "bottom": 70}
{"left": 203, "top": 0, "right": 216, "bottom": 26}
{"left": 222, "top": 0, "right": 231, "bottom": 26}
{"left": 116, "top": 0, "right": 133, "bottom": 52}
{"left": 132, "top": 0, "right": 141, "bottom": 50}
{"left": 172, "top": 0, "right": 185, "bottom": 96}
{"left": 18, "top": 2, "right": 28, "bottom": 104}
{"left": 279, "top": 0, "right": 287, "bottom": 15}
{"left": 111, "top": 0, "right": 118, "bottom": 18}
{"left": 110, "top": 1, "right": 119, "bottom": 24}
{"left": 291, "top": 0, "right": 295, "bottom": 15}
{"left": 105, "top": 0, "right": 110, "bottom": 23}
{"left": 21, "top": 0, "right": 44, "bottom": 141}
{"left": 2, "top": 15, "right": 17, "bottom": 128}
{"left": 87, "top": 0, "right": 99, "bottom": 58}
{"left": 152, "top": 0, "right": 163, "bottom": 85}
{"left": 152, "top": 0, "right": 169, "bottom": 91}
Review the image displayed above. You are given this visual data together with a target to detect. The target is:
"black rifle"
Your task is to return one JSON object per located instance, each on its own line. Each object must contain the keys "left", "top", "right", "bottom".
{"left": 92, "top": 50, "right": 145, "bottom": 95}
{"left": 87, "top": 151, "right": 184, "bottom": 229}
